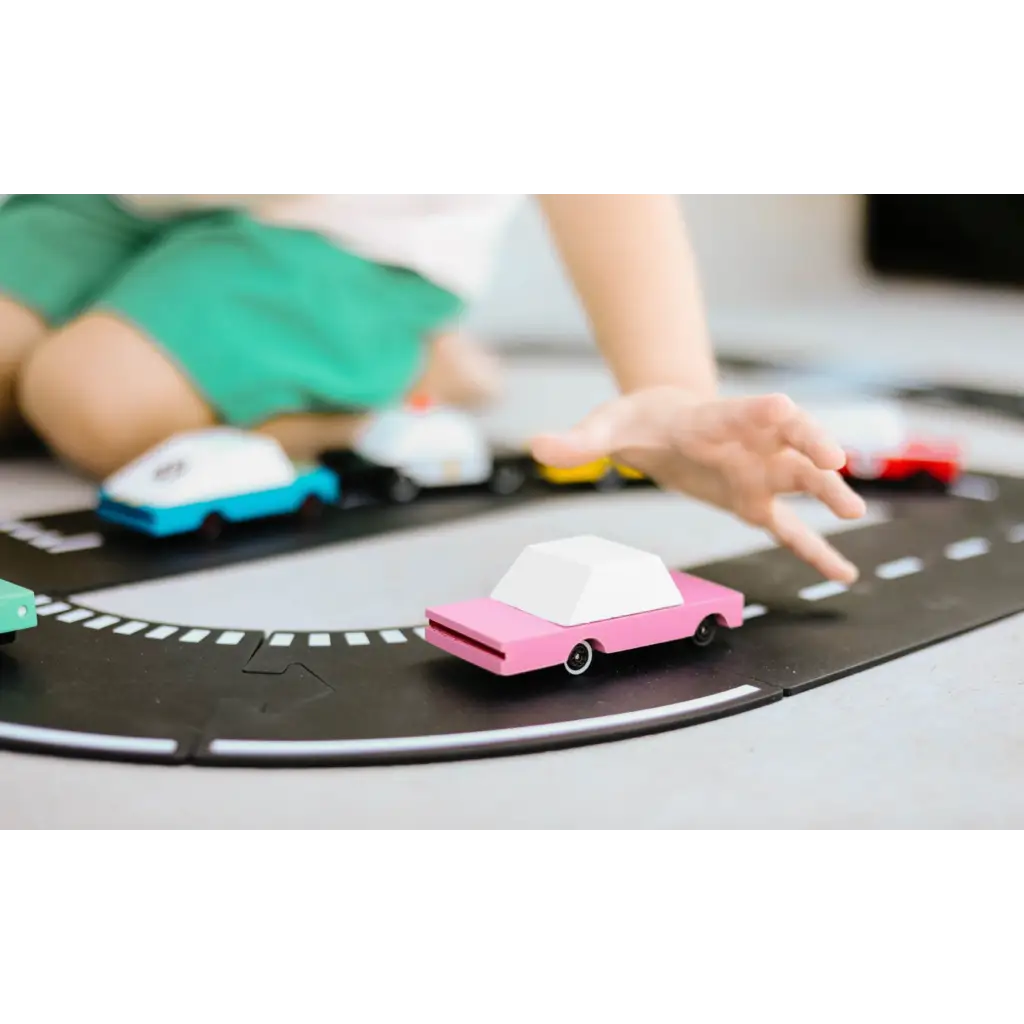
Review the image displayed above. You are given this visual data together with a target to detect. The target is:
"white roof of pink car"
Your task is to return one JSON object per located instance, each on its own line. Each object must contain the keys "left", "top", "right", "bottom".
{"left": 489, "top": 535, "right": 684, "bottom": 627}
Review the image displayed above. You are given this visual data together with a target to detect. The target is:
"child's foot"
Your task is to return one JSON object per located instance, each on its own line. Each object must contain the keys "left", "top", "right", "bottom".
{"left": 415, "top": 331, "right": 502, "bottom": 409}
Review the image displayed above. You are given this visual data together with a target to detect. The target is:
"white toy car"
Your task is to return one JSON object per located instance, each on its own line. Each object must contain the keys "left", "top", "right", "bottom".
{"left": 328, "top": 398, "right": 530, "bottom": 503}
{"left": 96, "top": 428, "right": 340, "bottom": 538}
{"left": 810, "top": 399, "right": 962, "bottom": 487}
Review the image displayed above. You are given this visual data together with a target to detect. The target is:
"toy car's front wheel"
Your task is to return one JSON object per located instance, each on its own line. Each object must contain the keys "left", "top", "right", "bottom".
{"left": 299, "top": 495, "right": 325, "bottom": 520}
{"left": 388, "top": 473, "right": 420, "bottom": 504}
{"left": 594, "top": 467, "right": 624, "bottom": 492}
{"left": 564, "top": 640, "right": 594, "bottom": 675}
{"left": 692, "top": 615, "right": 718, "bottom": 647}
{"left": 489, "top": 462, "right": 527, "bottom": 496}
{"left": 200, "top": 512, "right": 225, "bottom": 541}
{"left": 0, "top": 632, "right": 14, "bottom": 646}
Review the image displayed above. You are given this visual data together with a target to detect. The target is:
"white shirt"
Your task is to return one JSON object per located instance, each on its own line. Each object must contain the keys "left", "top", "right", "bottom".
{"left": 117, "top": 195, "right": 521, "bottom": 298}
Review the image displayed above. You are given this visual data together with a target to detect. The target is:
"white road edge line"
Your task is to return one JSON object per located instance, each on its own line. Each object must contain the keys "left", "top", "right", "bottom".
{"left": 0, "top": 720, "right": 177, "bottom": 755}
{"left": 208, "top": 684, "right": 765, "bottom": 758}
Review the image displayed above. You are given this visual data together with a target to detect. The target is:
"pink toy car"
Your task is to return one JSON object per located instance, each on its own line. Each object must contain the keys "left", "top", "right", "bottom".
{"left": 425, "top": 535, "right": 745, "bottom": 676}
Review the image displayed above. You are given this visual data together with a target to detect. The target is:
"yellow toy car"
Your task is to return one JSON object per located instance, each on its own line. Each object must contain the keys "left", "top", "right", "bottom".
{"left": 535, "top": 457, "right": 645, "bottom": 491}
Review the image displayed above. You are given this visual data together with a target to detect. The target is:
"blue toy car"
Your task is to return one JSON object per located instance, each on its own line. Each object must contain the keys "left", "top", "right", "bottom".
{"left": 96, "top": 428, "right": 341, "bottom": 539}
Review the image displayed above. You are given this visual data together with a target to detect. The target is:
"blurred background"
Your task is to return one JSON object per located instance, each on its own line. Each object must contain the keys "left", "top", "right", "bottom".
{"left": 471, "top": 195, "right": 1024, "bottom": 388}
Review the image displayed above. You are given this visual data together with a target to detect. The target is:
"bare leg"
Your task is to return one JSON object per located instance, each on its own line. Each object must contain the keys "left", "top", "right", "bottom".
{"left": 0, "top": 296, "right": 48, "bottom": 439}
{"left": 17, "top": 316, "right": 504, "bottom": 475}
{"left": 258, "top": 331, "right": 503, "bottom": 461}
{"left": 256, "top": 411, "right": 369, "bottom": 462}
{"left": 17, "top": 312, "right": 216, "bottom": 478}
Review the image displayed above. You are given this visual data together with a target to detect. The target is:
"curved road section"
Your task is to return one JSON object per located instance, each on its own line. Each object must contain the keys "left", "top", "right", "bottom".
{"left": 1, "top": 474, "right": 1023, "bottom": 766}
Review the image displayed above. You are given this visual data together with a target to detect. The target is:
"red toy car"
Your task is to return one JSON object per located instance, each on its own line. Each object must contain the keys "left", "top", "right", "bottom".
{"left": 841, "top": 438, "right": 962, "bottom": 486}
{"left": 814, "top": 400, "right": 962, "bottom": 487}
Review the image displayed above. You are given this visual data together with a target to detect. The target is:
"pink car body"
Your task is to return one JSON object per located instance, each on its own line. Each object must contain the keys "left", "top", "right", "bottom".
{"left": 425, "top": 571, "right": 745, "bottom": 676}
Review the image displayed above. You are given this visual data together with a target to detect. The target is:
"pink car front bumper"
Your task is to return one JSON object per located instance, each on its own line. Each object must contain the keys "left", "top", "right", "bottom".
{"left": 425, "top": 598, "right": 564, "bottom": 676}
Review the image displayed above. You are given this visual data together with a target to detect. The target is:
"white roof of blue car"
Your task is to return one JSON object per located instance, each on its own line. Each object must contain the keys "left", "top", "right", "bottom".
{"left": 102, "top": 428, "right": 299, "bottom": 508}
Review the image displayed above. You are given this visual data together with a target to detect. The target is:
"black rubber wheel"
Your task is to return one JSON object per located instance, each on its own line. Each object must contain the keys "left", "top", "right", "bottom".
{"left": 594, "top": 467, "right": 624, "bottom": 492}
{"left": 692, "top": 615, "right": 718, "bottom": 647}
{"left": 907, "top": 470, "right": 945, "bottom": 492}
{"left": 0, "top": 632, "right": 15, "bottom": 646}
{"left": 489, "top": 462, "right": 527, "bottom": 496}
{"left": 199, "top": 512, "right": 225, "bottom": 541}
{"left": 298, "top": 494, "right": 325, "bottom": 520}
{"left": 388, "top": 473, "right": 420, "bottom": 504}
{"left": 564, "top": 640, "right": 594, "bottom": 675}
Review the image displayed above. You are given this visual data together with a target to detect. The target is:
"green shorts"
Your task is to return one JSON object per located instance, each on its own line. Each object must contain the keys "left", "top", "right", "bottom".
{"left": 0, "top": 195, "right": 462, "bottom": 425}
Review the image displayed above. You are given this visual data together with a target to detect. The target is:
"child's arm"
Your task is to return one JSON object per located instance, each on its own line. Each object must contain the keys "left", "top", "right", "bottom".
{"left": 536, "top": 195, "right": 717, "bottom": 398}
{"left": 532, "top": 194, "right": 866, "bottom": 584}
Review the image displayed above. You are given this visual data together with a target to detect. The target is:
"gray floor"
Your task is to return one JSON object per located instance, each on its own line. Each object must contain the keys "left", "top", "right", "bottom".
{"left": 2, "top": 327, "right": 1024, "bottom": 827}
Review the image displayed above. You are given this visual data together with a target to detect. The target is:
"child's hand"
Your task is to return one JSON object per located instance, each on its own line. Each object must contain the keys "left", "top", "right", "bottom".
{"left": 531, "top": 387, "right": 867, "bottom": 583}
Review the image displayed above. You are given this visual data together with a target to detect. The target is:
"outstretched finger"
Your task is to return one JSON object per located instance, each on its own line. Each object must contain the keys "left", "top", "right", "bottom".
{"left": 530, "top": 398, "right": 634, "bottom": 468}
{"left": 770, "top": 453, "right": 867, "bottom": 519}
{"left": 769, "top": 502, "right": 859, "bottom": 583}
{"left": 778, "top": 408, "right": 847, "bottom": 470}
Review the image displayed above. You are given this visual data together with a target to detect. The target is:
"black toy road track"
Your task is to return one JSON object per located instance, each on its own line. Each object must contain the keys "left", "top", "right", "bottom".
{"left": 2, "top": 462, "right": 1024, "bottom": 767}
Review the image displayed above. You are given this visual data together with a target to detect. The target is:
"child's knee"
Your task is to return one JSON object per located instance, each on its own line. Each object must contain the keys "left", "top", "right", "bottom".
{"left": 17, "top": 312, "right": 215, "bottom": 477}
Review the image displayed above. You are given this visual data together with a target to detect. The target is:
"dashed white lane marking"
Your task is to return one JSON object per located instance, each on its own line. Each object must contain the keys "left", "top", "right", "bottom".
{"left": 945, "top": 537, "right": 990, "bottom": 561}
{"left": 0, "top": 520, "right": 104, "bottom": 553}
{"left": 49, "top": 533, "right": 104, "bottom": 554}
{"left": 9, "top": 523, "right": 45, "bottom": 541}
{"left": 36, "top": 601, "right": 72, "bottom": 616}
{"left": 27, "top": 528, "right": 1006, "bottom": 655}
{"left": 84, "top": 615, "right": 120, "bottom": 630}
{"left": 799, "top": 580, "right": 848, "bottom": 601}
{"left": 950, "top": 476, "right": 998, "bottom": 501}
{"left": 29, "top": 531, "right": 64, "bottom": 550}
{"left": 876, "top": 556, "right": 924, "bottom": 580}
{"left": 1008, "top": 524, "right": 1024, "bottom": 544}
{"left": 32, "top": 605, "right": 230, "bottom": 641}
{"left": 57, "top": 608, "right": 93, "bottom": 624}
{"left": 114, "top": 620, "right": 149, "bottom": 635}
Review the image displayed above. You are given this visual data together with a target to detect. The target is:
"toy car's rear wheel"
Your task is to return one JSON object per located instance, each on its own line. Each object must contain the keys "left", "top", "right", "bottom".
{"left": 0, "top": 632, "right": 14, "bottom": 646}
{"left": 564, "top": 640, "right": 594, "bottom": 675}
{"left": 594, "top": 468, "right": 624, "bottom": 492}
{"left": 489, "top": 462, "right": 527, "bottom": 496}
{"left": 907, "top": 470, "right": 946, "bottom": 492}
{"left": 692, "top": 615, "right": 718, "bottom": 647}
{"left": 200, "top": 512, "right": 225, "bottom": 541}
{"left": 299, "top": 495, "right": 325, "bottom": 520}
{"left": 388, "top": 473, "right": 420, "bottom": 504}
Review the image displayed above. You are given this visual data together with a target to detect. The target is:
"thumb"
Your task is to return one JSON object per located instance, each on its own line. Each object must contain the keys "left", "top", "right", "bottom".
{"left": 530, "top": 403, "right": 625, "bottom": 468}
